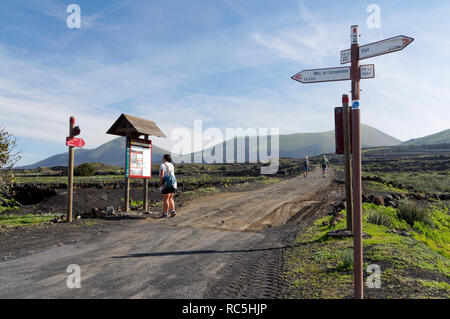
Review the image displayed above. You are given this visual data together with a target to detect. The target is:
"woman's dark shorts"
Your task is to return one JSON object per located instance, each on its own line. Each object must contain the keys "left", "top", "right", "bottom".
{"left": 162, "top": 186, "right": 176, "bottom": 194}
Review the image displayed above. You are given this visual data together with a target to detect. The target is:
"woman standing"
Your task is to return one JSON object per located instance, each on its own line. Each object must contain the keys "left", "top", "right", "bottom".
{"left": 159, "top": 154, "right": 177, "bottom": 218}
{"left": 303, "top": 156, "right": 310, "bottom": 177}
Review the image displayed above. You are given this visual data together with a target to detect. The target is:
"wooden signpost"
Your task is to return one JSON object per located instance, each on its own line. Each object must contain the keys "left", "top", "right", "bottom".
{"left": 350, "top": 25, "right": 363, "bottom": 299}
{"left": 66, "top": 117, "right": 85, "bottom": 223}
{"left": 292, "top": 25, "right": 414, "bottom": 299}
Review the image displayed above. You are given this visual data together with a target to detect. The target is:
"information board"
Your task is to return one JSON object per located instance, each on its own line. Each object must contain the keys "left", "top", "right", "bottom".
{"left": 126, "top": 138, "right": 152, "bottom": 178}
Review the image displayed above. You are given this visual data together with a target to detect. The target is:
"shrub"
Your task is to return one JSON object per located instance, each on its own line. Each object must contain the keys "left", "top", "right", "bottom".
{"left": 362, "top": 203, "right": 409, "bottom": 231}
{"left": 397, "top": 200, "right": 433, "bottom": 227}
{"left": 336, "top": 249, "right": 354, "bottom": 271}
{"left": 1, "top": 125, "right": 21, "bottom": 210}
{"left": 367, "top": 209, "right": 393, "bottom": 228}
{"left": 74, "top": 163, "right": 96, "bottom": 176}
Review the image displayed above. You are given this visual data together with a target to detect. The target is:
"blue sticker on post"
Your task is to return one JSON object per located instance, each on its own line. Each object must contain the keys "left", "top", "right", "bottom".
{"left": 352, "top": 100, "right": 360, "bottom": 109}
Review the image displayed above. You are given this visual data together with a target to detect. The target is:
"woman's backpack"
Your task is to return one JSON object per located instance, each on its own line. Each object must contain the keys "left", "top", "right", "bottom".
{"left": 162, "top": 163, "right": 176, "bottom": 188}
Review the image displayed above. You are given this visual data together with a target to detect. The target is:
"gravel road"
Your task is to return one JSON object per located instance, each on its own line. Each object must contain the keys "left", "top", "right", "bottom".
{"left": 0, "top": 169, "right": 335, "bottom": 298}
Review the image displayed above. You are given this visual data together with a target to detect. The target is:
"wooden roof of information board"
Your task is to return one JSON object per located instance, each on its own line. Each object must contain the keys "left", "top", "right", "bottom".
{"left": 106, "top": 114, "right": 167, "bottom": 138}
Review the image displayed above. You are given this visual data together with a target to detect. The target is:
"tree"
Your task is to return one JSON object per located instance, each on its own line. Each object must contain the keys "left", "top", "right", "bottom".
{"left": 74, "top": 162, "right": 96, "bottom": 176}
{"left": 0, "top": 125, "right": 21, "bottom": 204}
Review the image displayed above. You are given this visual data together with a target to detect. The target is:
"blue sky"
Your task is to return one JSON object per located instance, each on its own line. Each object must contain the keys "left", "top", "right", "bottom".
{"left": 1, "top": 0, "right": 449, "bottom": 165}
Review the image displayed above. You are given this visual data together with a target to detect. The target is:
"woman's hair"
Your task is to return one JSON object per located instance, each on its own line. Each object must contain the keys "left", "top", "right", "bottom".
{"left": 163, "top": 154, "right": 172, "bottom": 163}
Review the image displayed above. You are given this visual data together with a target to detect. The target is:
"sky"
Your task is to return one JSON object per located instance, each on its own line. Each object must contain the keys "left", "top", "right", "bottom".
{"left": 0, "top": 0, "right": 449, "bottom": 165}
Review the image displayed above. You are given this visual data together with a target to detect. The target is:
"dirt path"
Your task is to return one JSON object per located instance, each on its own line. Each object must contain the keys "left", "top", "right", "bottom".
{"left": 0, "top": 169, "right": 335, "bottom": 298}
{"left": 159, "top": 169, "right": 334, "bottom": 231}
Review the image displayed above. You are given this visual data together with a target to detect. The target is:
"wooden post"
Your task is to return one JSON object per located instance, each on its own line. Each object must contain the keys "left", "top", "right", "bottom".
{"left": 350, "top": 25, "right": 363, "bottom": 299}
{"left": 67, "top": 116, "right": 75, "bottom": 223}
{"left": 124, "top": 135, "right": 130, "bottom": 213}
{"left": 342, "top": 95, "right": 353, "bottom": 231}
{"left": 143, "top": 135, "right": 149, "bottom": 212}
{"left": 143, "top": 179, "right": 149, "bottom": 211}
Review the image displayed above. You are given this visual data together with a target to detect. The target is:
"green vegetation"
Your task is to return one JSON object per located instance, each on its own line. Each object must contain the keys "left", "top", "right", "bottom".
{"left": 130, "top": 199, "right": 143, "bottom": 209}
{"left": 418, "top": 279, "right": 450, "bottom": 293}
{"left": 285, "top": 202, "right": 450, "bottom": 298}
{"left": 14, "top": 174, "right": 124, "bottom": 184}
{"left": 367, "top": 209, "right": 393, "bottom": 228}
{"left": 365, "top": 171, "right": 450, "bottom": 194}
{"left": 359, "top": 147, "right": 450, "bottom": 194}
{"left": 13, "top": 159, "right": 294, "bottom": 186}
{"left": 13, "top": 172, "right": 282, "bottom": 189}
{"left": 336, "top": 249, "right": 354, "bottom": 272}
{"left": 366, "top": 180, "right": 408, "bottom": 194}
{"left": 397, "top": 200, "right": 433, "bottom": 227}
{"left": 74, "top": 162, "right": 96, "bottom": 176}
{"left": 361, "top": 203, "right": 410, "bottom": 231}
{"left": 0, "top": 213, "right": 60, "bottom": 226}
{"left": 411, "top": 203, "right": 449, "bottom": 258}
{"left": 120, "top": 198, "right": 143, "bottom": 209}
{"left": 261, "top": 177, "right": 280, "bottom": 184}
{"left": 0, "top": 197, "right": 21, "bottom": 214}
{"left": 327, "top": 144, "right": 450, "bottom": 194}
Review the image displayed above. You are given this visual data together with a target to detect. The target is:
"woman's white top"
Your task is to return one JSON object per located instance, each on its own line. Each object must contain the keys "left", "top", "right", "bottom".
{"left": 159, "top": 162, "right": 177, "bottom": 189}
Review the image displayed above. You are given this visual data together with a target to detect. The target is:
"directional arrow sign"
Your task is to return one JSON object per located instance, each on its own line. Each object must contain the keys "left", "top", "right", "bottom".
{"left": 341, "top": 35, "right": 414, "bottom": 64}
{"left": 291, "top": 66, "right": 350, "bottom": 84}
{"left": 292, "top": 64, "right": 375, "bottom": 84}
{"left": 66, "top": 137, "right": 85, "bottom": 148}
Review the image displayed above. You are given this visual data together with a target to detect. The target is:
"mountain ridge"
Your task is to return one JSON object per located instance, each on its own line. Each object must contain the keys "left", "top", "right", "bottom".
{"left": 190, "top": 124, "right": 401, "bottom": 162}
{"left": 19, "top": 137, "right": 170, "bottom": 169}
{"left": 19, "top": 124, "right": 402, "bottom": 169}
{"left": 401, "top": 129, "right": 450, "bottom": 146}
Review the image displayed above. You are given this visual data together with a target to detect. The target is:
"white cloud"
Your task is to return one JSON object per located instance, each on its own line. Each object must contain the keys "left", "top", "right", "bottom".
{"left": 250, "top": 3, "right": 346, "bottom": 66}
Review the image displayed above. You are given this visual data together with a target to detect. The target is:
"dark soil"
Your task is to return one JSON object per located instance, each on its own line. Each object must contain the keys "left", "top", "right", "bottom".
{"left": 362, "top": 260, "right": 449, "bottom": 299}
{"left": 12, "top": 188, "right": 161, "bottom": 216}
{"left": 0, "top": 219, "right": 142, "bottom": 261}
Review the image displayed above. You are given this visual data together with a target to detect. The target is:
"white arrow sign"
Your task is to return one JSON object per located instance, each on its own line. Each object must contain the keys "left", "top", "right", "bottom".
{"left": 291, "top": 67, "right": 350, "bottom": 83}
{"left": 292, "top": 65, "right": 375, "bottom": 84}
{"left": 341, "top": 35, "right": 414, "bottom": 64}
